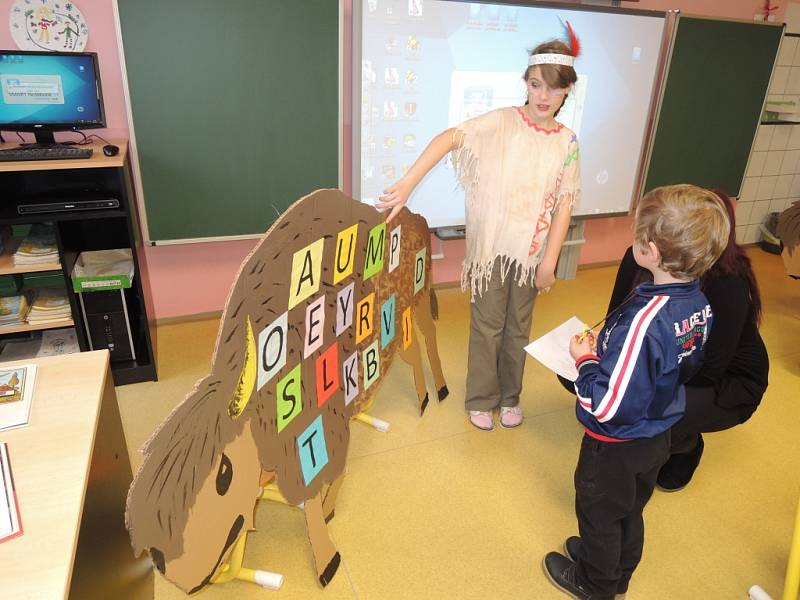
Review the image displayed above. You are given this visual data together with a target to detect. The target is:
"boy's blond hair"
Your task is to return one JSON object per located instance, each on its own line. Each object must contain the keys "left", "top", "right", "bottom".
{"left": 634, "top": 184, "right": 730, "bottom": 280}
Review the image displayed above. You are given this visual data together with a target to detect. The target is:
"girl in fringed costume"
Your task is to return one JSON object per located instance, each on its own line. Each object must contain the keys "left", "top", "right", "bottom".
{"left": 378, "top": 23, "right": 582, "bottom": 431}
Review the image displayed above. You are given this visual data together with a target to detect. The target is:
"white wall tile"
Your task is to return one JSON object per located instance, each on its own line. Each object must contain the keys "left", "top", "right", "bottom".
{"left": 746, "top": 151, "right": 767, "bottom": 177}
{"left": 775, "top": 174, "right": 794, "bottom": 198}
{"left": 789, "top": 125, "right": 800, "bottom": 150}
{"left": 735, "top": 225, "right": 747, "bottom": 245}
{"left": 787, "top": 67, "right": 800, "bottom": 94}
{"left": 763, "top": 150, "right": 784, "bottom": 176}
{"left": 751, "top": 199, "right": 772, "bottom": 225}
{"left": 770, "top": 197, "right": 789, "bottom": 213}
{"left": 771, "top": 66, "right": 790, "bottom": 94}
{"left": 791, "top": 173, "right": 800, "bottom": 196}
{"left": 756, "top": 175, "right": 778, "bottom": 200}
{"left": 781, "top": 149, "right": 800, "bottom": 174}
{"left": 744, "top": 224, "right": 761, "bottom": 244}
{"left": 740, "top": 177, "right": 760, "bottom": 202}
{"left": 779, "top": 36, "right": 799, "bottom": 65}
{"left": 754, "top": 125, "right": 775, "bottom": 152}
{"left": 770, "top": 126, "right": 792, "bottom": 150}
{"left": 736, "top": 200, "right": 754, "bottom": 226}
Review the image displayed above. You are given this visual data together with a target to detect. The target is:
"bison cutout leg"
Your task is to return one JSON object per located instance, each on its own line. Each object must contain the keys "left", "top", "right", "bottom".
{"left": 322, "top": 474, "right": 345, "bottom": 523}
{"left": 398, "top": 325, "right": 431, "bottom": 415}
{"left": 304, "top": 491, "right": 341, "bottom": 587}
{"left": 416, "top": 289, "right": 449, "bottom": 402}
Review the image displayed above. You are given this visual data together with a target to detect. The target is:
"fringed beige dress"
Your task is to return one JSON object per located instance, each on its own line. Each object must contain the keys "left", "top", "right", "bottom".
{"left": 453, "top": 106, "right": 581, "bottom": 411}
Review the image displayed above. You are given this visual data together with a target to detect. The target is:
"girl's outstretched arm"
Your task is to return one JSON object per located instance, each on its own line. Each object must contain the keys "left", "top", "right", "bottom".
{"left": 377, "top": 128, "right": 459, "bottom": 222}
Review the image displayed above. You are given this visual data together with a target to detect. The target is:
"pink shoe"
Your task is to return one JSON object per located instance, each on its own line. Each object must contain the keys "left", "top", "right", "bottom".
{"left": 500, "top": 406, "right": 523, "bottom": 428}
{"left": 468, "top": 410, "right": 494, "bottom": 431}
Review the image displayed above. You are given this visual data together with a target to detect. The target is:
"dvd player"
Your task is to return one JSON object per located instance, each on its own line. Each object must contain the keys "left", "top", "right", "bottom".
{"left": 17, "top": 198, "right": 119, "bottom": 214}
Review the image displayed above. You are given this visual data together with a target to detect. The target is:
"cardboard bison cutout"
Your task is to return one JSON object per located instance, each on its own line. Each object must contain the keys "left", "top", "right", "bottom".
{"left": 126, "top": 189, "right": 448, "bottom": 593}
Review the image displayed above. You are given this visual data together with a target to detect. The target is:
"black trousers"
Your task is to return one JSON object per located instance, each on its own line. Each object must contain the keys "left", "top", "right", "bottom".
{"left": 670, "top": 384, "right": 756, "bottom": 454}
{"left": 574, "top": 431, "right": 670, "bottom": 598}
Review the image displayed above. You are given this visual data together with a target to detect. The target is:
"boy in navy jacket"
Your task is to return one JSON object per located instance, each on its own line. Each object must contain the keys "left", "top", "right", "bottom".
{"left": 544, "top": 184, "right": 730, "bottom": 600}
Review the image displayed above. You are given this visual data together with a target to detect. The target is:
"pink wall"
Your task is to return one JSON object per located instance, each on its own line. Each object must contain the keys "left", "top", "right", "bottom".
{"left": 0, "top": 0, "right": 787, "bottom": 319}
{"left": 0, "top": 0, "right": 128, "bottom": 139}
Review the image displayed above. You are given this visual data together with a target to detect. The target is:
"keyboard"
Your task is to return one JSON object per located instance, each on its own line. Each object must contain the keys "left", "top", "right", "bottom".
{"left": 0, "top": 145, "right": 93, "bottom": 162}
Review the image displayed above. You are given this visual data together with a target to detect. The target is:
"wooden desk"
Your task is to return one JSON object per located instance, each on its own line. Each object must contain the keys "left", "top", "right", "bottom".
{"left": 0, "top": 351, "right": 152, "bottom": 600}
{"left": 0, "top": 139, "right": 128, "bottom": 172}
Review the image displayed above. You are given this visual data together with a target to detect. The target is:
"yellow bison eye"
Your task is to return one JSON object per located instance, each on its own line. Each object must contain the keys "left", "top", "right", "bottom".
{"left": 228, "top": 317, "right": 257, "bottom": 419}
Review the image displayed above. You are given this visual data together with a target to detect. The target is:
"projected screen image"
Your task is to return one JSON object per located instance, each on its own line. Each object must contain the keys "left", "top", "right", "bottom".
{"left": 0, "top": 53, "right": 103, "bottom": 126}
{"left": 355, "top": 1, "right": 666, "bottom": 226}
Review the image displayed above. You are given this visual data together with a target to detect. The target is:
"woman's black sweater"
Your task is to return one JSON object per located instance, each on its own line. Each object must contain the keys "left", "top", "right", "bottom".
{"left": 608, "top": 247, "right": 768, "bottom": 409}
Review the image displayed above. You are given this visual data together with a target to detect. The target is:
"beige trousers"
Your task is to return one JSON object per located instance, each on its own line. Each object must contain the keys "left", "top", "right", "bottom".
{"left": 465, "top": 259, "right": 538, "bottom": 412}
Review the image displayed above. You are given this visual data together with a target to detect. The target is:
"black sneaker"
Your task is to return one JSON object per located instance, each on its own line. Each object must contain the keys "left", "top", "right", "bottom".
{"left": 562, "top": 537, "right": 629, "bottom": 598}
{"left": 543, "top": 552, "right": 594, "bottom": 599}
{"left": 657, "top": 434, "right": 705, "bottom": 492}
{"left": 564, "top": 535, "right": 581, "bottom": 561}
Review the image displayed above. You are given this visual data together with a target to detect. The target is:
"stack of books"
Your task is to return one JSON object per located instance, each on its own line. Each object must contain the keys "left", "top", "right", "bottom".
{"left": 13, "top": 225, "right": 58, "bottom": 267}
{"left": 26, "top": 288, "right": 70, "bottom": 325}
{"left": 0, "top": 295, "right": 29, "bottom": 328}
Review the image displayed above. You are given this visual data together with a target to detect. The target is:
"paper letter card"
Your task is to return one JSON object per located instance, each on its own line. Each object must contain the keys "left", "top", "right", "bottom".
{"left": 0, "top": 364, "right": 36, "bottom": 432}
{"left": 0, "top": 442, "right": 23, "bottom": 543}
{"left": 524, "top": 316, "right": 586, "bottom": 382}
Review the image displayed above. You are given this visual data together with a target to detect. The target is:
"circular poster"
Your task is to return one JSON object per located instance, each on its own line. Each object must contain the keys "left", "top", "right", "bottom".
{"left": 9, "top": 0, "right": 89, "bottom": 52}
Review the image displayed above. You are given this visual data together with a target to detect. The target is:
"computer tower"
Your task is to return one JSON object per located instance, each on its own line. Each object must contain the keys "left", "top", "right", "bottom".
{"left": 78, "top": 289, "right": 136, "bottom": 361}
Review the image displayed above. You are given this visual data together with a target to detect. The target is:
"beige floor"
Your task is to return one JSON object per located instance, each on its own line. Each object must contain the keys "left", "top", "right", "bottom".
{"left": 118, "top": 249, "right": 800, "bottom": 600}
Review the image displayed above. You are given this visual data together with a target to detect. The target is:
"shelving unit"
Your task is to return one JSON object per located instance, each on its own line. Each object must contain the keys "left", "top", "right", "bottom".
{"left": 0, "top": 140, "right": 157, "bottom": 385}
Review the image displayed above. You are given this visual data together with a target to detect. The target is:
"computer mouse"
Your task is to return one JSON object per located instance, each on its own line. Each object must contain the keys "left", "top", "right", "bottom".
{"left": 102, "top": 144, "right": 119, "bottom": 157}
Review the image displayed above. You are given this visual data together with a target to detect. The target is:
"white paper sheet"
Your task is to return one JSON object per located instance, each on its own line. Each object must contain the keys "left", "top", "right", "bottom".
{"left": 38, "top": 328, "right": 79, "bottom": 357}
{"left": 524, "top": 316, "right": 586, "bottom": 382}
{"left": 0, "top": 442, "right": 22, "bottom": 542}
{"left": 0, "top": 364, "right": 37, "bottom": 432}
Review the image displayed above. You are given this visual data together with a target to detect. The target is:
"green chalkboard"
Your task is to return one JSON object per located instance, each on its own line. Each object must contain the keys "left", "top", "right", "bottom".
{"left": 117, "top": 0, "right": 339, "bottom": 242}
{"left": 645, "top": 16, "right": 783, "bottom": 197}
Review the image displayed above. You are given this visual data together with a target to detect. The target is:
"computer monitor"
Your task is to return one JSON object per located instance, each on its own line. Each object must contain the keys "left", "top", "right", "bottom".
{"left": 0, "top": 50, "right": 105, "bottom": 145}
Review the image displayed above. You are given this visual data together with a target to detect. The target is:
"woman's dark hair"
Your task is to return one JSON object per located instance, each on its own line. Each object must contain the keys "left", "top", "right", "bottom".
{"left": 705, "top": 190, "right": 763, "bottom": 325}
{"left": 611, "top": 189, "right": 762, "bottom": 326}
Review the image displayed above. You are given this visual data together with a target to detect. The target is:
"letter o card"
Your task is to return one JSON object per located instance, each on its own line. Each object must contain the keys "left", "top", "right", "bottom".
{"left": 258, "top": 312, "right": 288, "bottom": 391}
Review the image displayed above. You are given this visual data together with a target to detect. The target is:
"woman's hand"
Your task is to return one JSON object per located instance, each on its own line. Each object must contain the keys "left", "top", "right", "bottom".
{"left": 376, "top": 179, "right": 412, "bottom": 222}
{"left": 569, "top": 332, "right": 596, "bottom": 360}
{"left": 535, "top": 267, "right": 556, "bottom": 292}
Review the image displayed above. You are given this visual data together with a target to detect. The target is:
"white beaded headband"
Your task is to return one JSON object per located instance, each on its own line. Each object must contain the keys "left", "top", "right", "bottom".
{"left": 528, "top": 19, "right": 581, "bottom": 68}
{"left": 528, "top": 53, "right": 575, "bottom": 67}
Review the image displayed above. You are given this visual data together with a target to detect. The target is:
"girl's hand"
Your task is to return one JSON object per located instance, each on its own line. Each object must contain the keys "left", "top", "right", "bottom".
{"left": 569, "top": 332, "right": 595, "bottom": 360}
{"left": 535, "top": 268, "right": 556, "bottom": 292}
{"left": 376, "top": 179, "right": 412, "bottom": 222}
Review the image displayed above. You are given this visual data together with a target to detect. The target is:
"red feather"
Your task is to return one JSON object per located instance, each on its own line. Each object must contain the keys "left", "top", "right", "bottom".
{"left": 565, "top": 20, "right": 581, "bottom": 58}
